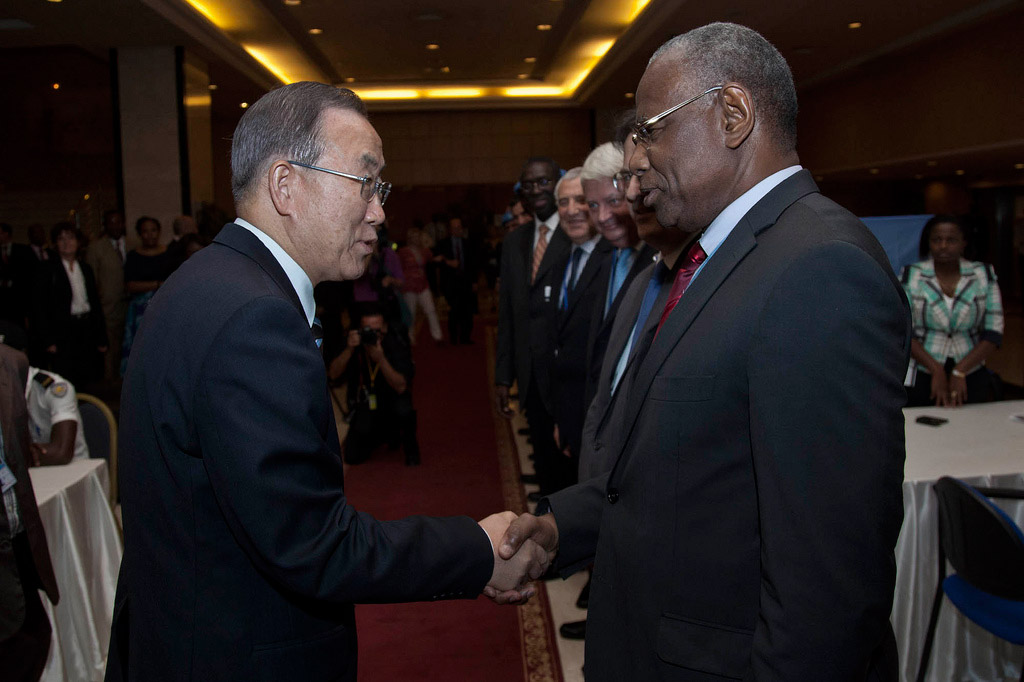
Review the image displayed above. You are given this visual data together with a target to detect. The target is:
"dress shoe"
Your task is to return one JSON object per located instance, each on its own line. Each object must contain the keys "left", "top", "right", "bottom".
{"left": 559, "top": 620, "right": 586, "bottom": 640}
{"left": 576, "top": 576, "right": 591, "bottom": 609}
{"left": 520, "top": 473, "right": 538, "bottom": 484}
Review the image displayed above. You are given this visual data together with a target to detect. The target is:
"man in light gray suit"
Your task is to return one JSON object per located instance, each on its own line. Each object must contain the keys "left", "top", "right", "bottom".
{"left": 85, "top": 210, "right": 127, "bottom": 380}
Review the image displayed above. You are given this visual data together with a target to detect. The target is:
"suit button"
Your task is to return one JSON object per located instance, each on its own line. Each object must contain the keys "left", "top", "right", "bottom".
{"left": 607, "top": 489, "right": 619, "bottom": 504}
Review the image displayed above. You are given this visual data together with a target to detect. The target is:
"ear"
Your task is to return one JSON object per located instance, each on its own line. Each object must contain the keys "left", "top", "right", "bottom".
{"left": 719, "top": 84, "right": 754, "bottom": 150}
{"left": 267, "top": 160, "right": 298, "bottom": 217}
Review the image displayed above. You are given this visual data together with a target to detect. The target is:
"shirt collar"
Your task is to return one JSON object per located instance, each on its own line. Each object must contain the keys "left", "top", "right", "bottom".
{"left": 537, "top": 211, "right": 559, "bottom": 233}
{"left": 575, "top": 234, "right": 601, "bottom": 255}
{"left": 699, "top": 165, "right": 803, "bottom": 259}
{"left": 234, "top": 218, "right": 316, "bottom": 327}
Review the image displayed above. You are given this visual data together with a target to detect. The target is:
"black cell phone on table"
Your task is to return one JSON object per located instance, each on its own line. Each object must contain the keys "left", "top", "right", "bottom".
{"left": 915, "top": 415, "right": 948, "bottom": 427}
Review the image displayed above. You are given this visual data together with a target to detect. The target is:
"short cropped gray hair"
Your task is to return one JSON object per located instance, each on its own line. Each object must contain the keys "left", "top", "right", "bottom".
{"left": 555, "top": 167, "right": 583, "bottom": 198}
{"left": 651, "top": 23, "right": 798, "bottom": 150}
{"left": 230, "top": 81, "right": 367, "bottom": 205}
{"left": 580, "top": 142, "right": 625, "bottom": 182}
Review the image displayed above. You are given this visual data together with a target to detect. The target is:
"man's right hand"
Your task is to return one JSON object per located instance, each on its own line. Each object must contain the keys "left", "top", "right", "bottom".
{"left": 483, "top": 512, "right": 559, "bottom": 604}
{"left": 494, "top": 384, "right": 515, "bottom": 419}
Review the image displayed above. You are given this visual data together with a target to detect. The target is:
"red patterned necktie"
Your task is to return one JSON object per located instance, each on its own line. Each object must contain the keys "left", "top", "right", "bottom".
{"left": 654, "top": 241, "right": 708, "bottom": 337}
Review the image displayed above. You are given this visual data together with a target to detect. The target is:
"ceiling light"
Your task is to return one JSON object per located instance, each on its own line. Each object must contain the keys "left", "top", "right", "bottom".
{"left": 848, "top": 22, "right": 862, "bottom": 29}
{"left": 51, "top": 82, "right": 60, "bottom": 90}
{"left": 869, "top": 168, "right": 879, "bottom": 175}
{"left": 441, "top": 66, "right": 451, "bottom": 73}
{"left": 46, "top": 0, "right": 62, "bottom": 3}
{"left": 354, "top": 89, "right": 421, "bottom": 100}
{"left": 425, "top": 88, "right": 482, "bottom": 98}
{"left": 624, "top": 92, "right": 634, "bottom": 99}
{"left": 1014, "top": 163, "right": 1024, "bottom": 170}
{"left": 517, "top": 74, "right": 529, "bottom": 79}
{"left": 426, "top": 43, "right": 439, "bottom": 50}
{"left": 308, "top": 28, "right": 322, "bottom": 35}
{"left": 524, "top": 57, "right": 537, "bottom": 63}
{"left": 240, "top": 102, "right": 249, "bottom": 108}
{"left": 208, "top": 84, "right": 218, "bottom": 90}
{"left": 344, "top": 77, "right": 355, "bottom": 83}
{"left": 537, "top": 24, "right": 552, "bottom": 31}
{"left": 505, "top": 86, "right": 563, "bottom": 97}
{"left": 284, "top": 0, "right": 301, "bottom": 5}
{"left": 84, "top": 194, "right": 90, "bottom": 200}
{"left": 955, "top": 169, "right": 965, "bottom": 176}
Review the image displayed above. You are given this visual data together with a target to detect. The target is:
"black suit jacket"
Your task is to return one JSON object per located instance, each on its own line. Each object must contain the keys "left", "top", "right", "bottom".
{"left": 435, "top": 236, "right": 479, "bottom": 308}
{"left": 106, "top": 223, "right": 492, "bottom": 682}
{"left": 0, "top": 243, "right": 36, "bottom": 324}
{"left": 495, "top": 218, "right": 570, "bottom": 411}
{"left": 550, "top": 239, "right": 611, "bottom": 458}
{"left": 547, "top": 171, "right": 909, "bottom": 681}
{"left": 32, "top": 257, "right": 107, "bottom": 350}
{"left": 582, "top": 242, "right": 656, "bottom": 411}
{"left": 0, "top": 345, "right": 58, "bottom": 640}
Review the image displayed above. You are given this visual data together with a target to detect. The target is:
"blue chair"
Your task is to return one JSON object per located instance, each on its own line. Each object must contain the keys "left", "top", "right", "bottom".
{"left": 77, "top": 392, "right": 118, "bottom": 508}
{"left": 916, "top": 476, "right": 1024, "bottom": 682}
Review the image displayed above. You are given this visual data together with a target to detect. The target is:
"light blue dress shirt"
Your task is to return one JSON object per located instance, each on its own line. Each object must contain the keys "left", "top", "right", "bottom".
{"left": 235, "top": 218, "right": 316, "bottom": 327}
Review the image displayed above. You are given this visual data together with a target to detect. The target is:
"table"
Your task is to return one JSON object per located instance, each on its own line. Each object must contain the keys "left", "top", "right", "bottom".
{"left": 894, "top": 401, "right": 1024, "bottom": 682}
{"left": 30, "top": 459, "right": 123, "bottom": 682}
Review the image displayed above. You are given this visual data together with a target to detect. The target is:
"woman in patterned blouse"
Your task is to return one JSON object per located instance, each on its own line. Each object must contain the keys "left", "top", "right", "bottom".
{"left": 901, "top": 215, "right": 1004, "bottom": 407}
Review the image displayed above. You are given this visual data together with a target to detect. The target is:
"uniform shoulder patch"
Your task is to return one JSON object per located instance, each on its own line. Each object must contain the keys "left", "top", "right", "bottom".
{"left": 51, "top": 382, "right": 69, "bottom": 398}
{"left": 33, "top": 372, "right": 55, "bottom": 389}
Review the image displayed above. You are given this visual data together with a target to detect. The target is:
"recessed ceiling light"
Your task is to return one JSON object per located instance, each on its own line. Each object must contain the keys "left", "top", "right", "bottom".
{"left": 46, "top": 0, "right": 62, "bottom": 3}
{"left": 284, "top": 0, "right": 301, "bottom": 5}
{"left": 240, "top": 102, "right": 249, "bottom": 109}
{"left": 84, "top": 194, "right": 90, "bottom": 200}
{"left": 441, "top": 66, "right": 450, "bottom": 73}
{"left": 1015, "top": 163, "right": 1024, "bottom": 170}
{"left": 426, "top": 43, "right": 439, "bottom": 50}
{"left": 955, "top": 169, "right": 965, "bottom": 176}
{"left": 517, "top": 74, "right": 529, "bottom": 79}
{"left": 309, "top": 28, "right": 322, "bottom": 35}
{"left": 869, "top": 168, "right": 879, "bottom": 175}
{"left": 537, "top": 24, "right": 552, "bottom": 31}
{"left": 926, "top": 160, "right": 938, "bottom": 167}
{"left": 624, "top": 92, "right": 634, "bottom": 99}
{"left": 848, "top": 22, "right": 862, "bottom": 29}
{"left": 51, "top": 82, "right": 60, "bottom": 90}
{"left": 524, "top": 57, "right": 537, "bottom": 63}
{"left": 344, "top": 77, "right": 355, "bottom": 83}
{"left": 208, "top": 84, "right": 218, "bottom": 91}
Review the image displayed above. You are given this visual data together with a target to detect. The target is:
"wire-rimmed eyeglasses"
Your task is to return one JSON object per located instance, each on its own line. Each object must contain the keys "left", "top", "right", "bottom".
{"left": 631, "top": 86, "right": 722, "bottom": 148}
{"left": 288, "top": 160, "right": 392, "bottom": 206}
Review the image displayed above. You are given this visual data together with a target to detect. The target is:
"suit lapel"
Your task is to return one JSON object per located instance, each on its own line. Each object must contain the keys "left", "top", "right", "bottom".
{"left": 214, "top": 223, "right": 305, "bottom": 319}
{"left": 610, "top": 170, "right": 820, "bottom": 482}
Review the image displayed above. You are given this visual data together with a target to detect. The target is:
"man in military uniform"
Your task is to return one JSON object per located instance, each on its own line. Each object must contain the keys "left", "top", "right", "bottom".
{"left": 25, "top": 366, "right": 90, "bottom": 466}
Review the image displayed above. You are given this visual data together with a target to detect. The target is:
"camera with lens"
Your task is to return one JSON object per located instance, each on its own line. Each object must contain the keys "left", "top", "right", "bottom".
{"left": 359, "top": 327, "right": 381, "bottom": 345}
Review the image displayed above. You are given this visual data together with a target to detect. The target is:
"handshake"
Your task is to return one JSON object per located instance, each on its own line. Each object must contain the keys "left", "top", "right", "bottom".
{"left": 477, "top": 511, "right": 559, "bottom": 604}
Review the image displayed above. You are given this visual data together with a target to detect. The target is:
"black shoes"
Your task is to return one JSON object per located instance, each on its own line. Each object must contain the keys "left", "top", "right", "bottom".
{"left": 559, "top": 620, "right": 586, "bottom": 640}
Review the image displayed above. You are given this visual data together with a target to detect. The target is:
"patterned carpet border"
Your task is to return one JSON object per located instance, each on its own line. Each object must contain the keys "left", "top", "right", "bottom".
{"left": 486, "top": 324, "right": 564, "bottom": 682}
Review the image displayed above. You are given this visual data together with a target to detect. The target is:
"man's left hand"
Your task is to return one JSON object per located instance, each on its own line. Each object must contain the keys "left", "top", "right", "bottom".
{"left": 365, "top": 338, "right": 385, "bottom": 364}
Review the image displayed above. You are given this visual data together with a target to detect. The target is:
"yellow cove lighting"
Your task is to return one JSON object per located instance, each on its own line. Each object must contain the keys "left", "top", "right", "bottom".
{"left": 425, "top": 88, "right": 483, "bottom": 98}
{"left": 184, "top": 95, "right": 213, "bottom": 107}
{"left": 354, "top": 89, "right": 421, "bottom": 100}
{"left": 242, "top": 45, "right": 296, "bottom": 84}
{"left": 504, "top": 86, "right": 564, "bottom": 97}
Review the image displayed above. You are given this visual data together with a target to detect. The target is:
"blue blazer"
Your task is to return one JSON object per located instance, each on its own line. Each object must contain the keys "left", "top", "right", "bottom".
{"left": 106, "top": 224, "right": 492, "bottom": 682}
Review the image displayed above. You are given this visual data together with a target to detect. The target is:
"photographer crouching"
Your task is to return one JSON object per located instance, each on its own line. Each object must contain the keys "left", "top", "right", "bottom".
{"left": 328, "top": 304, "right": 421, "bottom": 466}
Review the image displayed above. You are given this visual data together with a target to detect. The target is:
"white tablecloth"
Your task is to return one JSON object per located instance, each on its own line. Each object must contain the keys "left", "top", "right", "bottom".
{"left": 30, "top": 459, "right": 123, "bottom": 682}
{"left": 895, "top": 401, "right": 1024, "bottom": 682}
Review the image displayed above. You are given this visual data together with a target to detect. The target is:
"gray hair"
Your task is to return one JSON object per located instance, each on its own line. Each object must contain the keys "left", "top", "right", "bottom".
{"left": 650, "top": 23, "right": 798, "bottom": 150}
{"left": 581, "top": 142, "right": 625, "bottom": 182}
{"left": 230, "top": 81, "right": 367, "bottom": 205}
{"left": 555, "top": 167, "right": 583, "bottom": 198}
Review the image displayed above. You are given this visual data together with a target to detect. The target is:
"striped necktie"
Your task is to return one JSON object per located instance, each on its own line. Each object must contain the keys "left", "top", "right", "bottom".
{"left": 531, "top": 224, "right": 550, "bottom": 283}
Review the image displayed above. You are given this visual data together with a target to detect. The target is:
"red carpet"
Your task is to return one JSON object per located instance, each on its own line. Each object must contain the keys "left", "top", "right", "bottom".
{"left": 343, "top": 320, "right": 562, "bottom": 681}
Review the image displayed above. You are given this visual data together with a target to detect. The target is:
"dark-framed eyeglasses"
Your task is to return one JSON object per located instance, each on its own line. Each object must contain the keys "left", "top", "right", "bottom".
{"left": 631, "top": 85, "right": 722, "bottom": 148}
{"left": 288, "top": 160, "right": 392, "bottom": 206}
{"left": 520, "top": 177, "right": 553, "bottom": 192}
{"left": 612, "top": 170, "right": 633, "bottom": 193}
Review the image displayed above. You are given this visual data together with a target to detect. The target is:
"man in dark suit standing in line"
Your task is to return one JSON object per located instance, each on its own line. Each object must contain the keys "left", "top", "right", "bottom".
{"left": 0, "top": 223, "right": 36, "bottom": 329}
{"left": 497, "top": 23, "right": 909, "bottom": 681}
{"left": 435, "top": 216, "right": 478, "bottom": 344}
{"left": 106, "top": 82, "right": 551, "bottom": 682}
{"left": 548, "top": 167, "right": 603, "bottom": 492}
{"left": 0, "top": 343, "right": 59, "bottom": 682}
{"left": 495, "top": 157, "right": 571, "bottom": 500}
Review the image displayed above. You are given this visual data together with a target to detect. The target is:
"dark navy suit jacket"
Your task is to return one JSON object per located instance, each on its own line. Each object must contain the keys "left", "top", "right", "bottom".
{"left": 106, "top": 223, "right": 492, "bottom": 682}
{"left": 547, "top": 172, "right": 909, "bottom": 681}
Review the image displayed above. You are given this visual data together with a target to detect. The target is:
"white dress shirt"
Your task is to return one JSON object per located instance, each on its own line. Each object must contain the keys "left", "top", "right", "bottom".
{"left": 62, "top": 258, "right": 91, "bottom": 315}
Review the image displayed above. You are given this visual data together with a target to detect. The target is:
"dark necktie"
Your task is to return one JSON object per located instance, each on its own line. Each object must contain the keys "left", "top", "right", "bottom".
{"left": 311, "top": 317, "right": 323, "bottom": 351}
{"left": 560, "top": 247, "right": 585, "bottom": 310}
{"left": 654, "top": 241, "right": 708, "bottom": 338}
